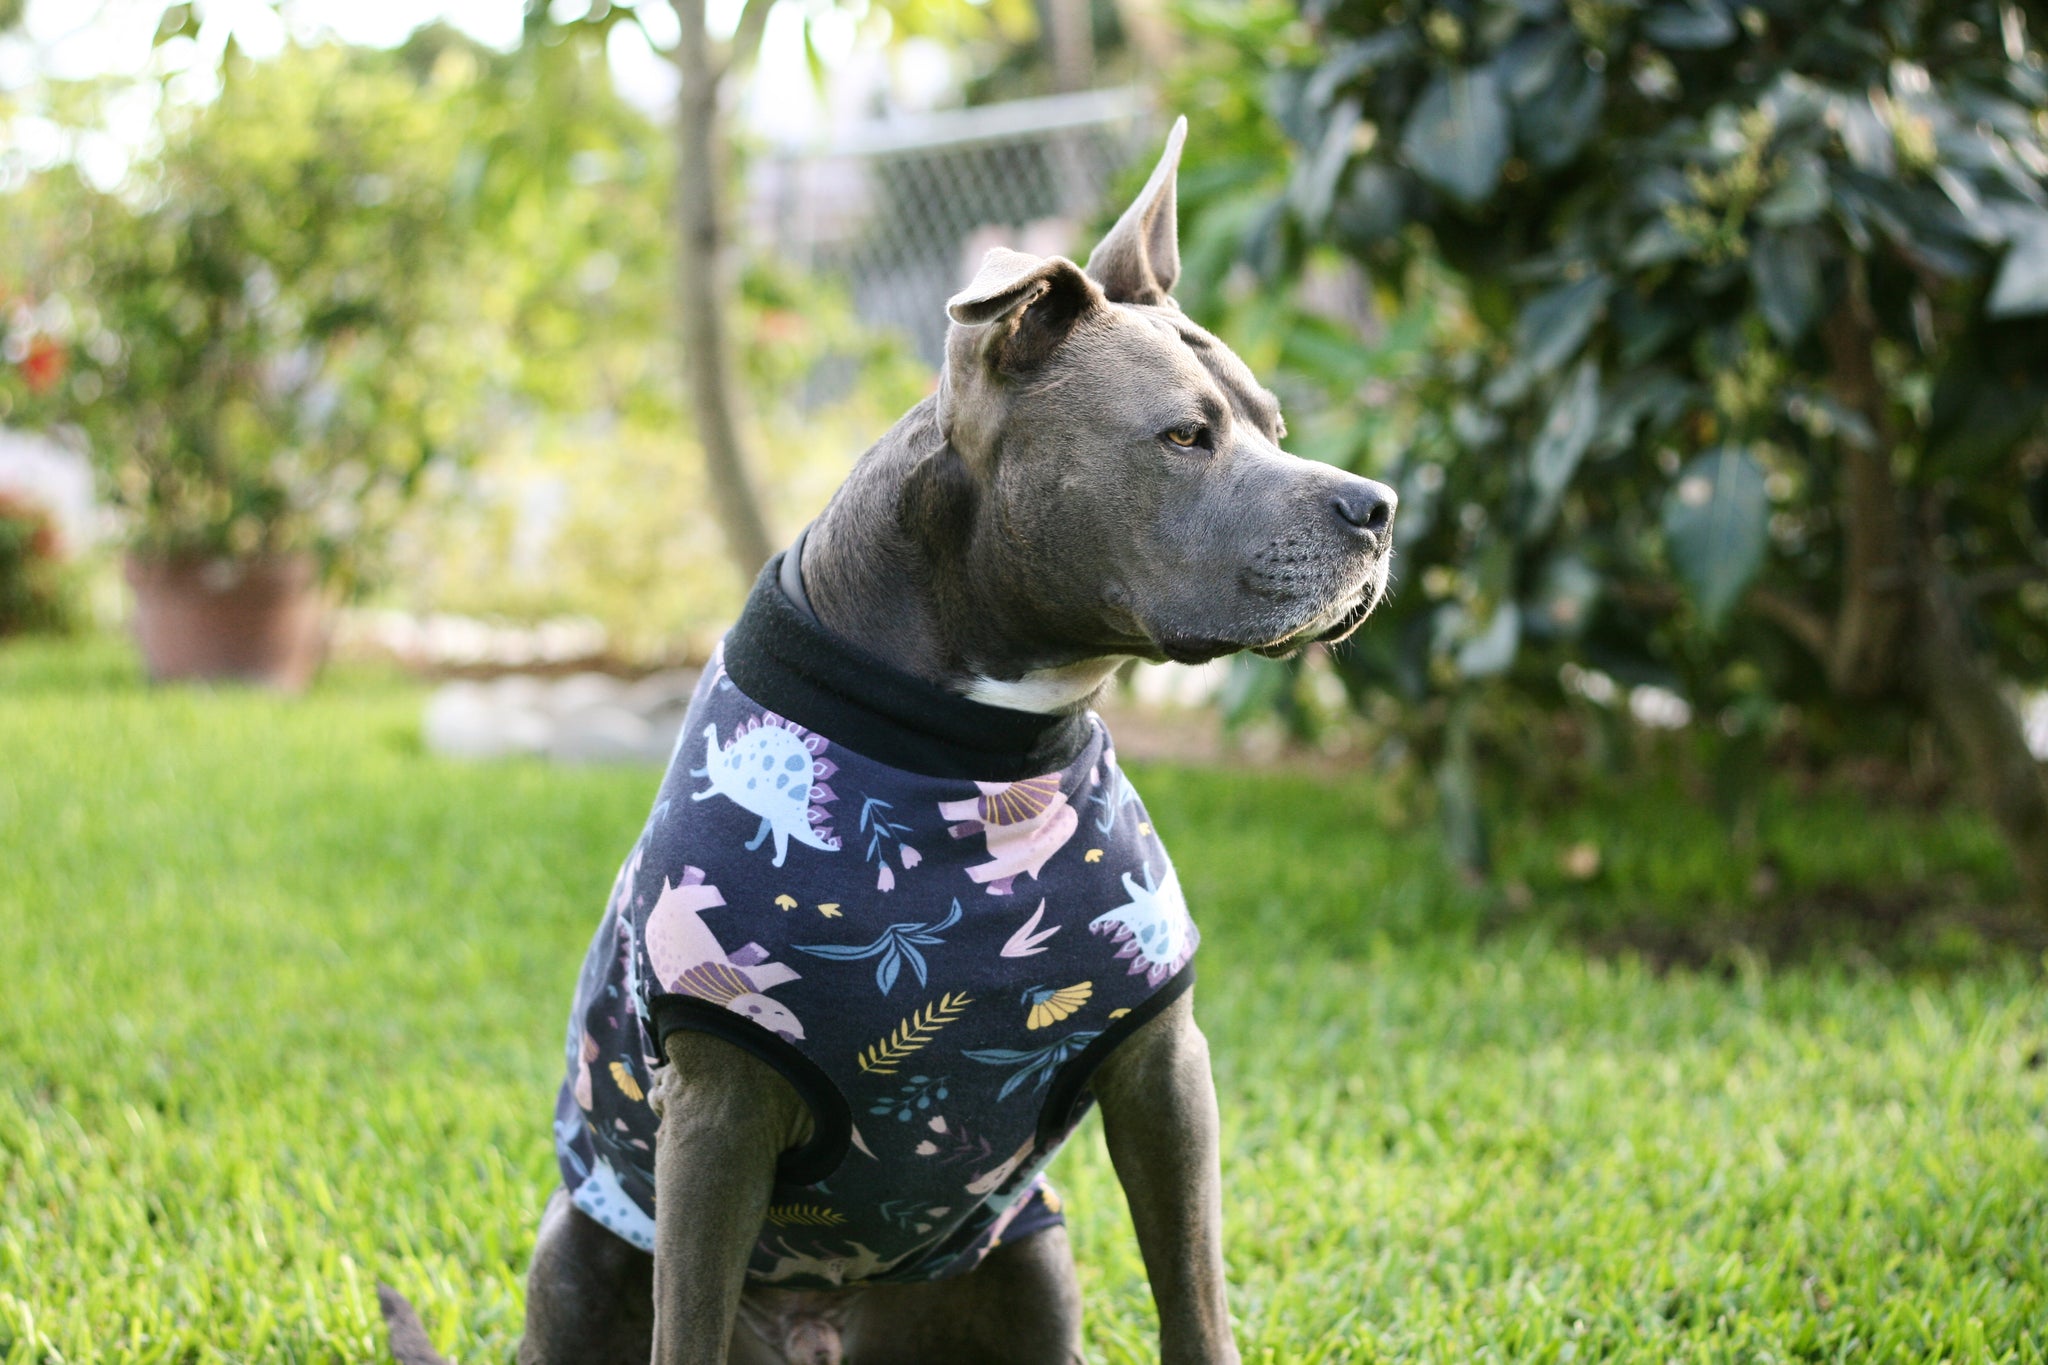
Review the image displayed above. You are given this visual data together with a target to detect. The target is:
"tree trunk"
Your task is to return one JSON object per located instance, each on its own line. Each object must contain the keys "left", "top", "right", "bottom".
{"left": 671, "top": 0, "right": 777, "bottom": 585}
{"left": 1045, "top": 0, "right": 1095, "bottom": 93}
{"left": 1913, "top": 561, "right": 2048, "bottom": 919}
{"left": 1109, "top": 0, "right": 1178, "bottom": 69}
{"left": 1819, "top": 261, "right": 1912, "bottom": 699}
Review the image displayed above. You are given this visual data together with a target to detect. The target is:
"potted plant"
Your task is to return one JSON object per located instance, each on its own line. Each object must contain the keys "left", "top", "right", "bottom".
{"left": 0, "top": 44, "right": 481, "bottom": 688}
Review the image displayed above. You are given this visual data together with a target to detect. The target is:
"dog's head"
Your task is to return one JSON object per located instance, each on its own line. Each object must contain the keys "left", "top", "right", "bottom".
{"left": 930, "top": 117, "right": 1395, "bottom": 666}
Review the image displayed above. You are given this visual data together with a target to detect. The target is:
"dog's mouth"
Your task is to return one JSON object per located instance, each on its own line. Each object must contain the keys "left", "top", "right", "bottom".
{"left": 1155, "top": 559, "right": 1390, "bottom": 664}
{"left": 1309, "top": 588, "right": 1382, "bottom": 646}
{"left": 1254, "top": 558, "right": 1389, "bottom": 656}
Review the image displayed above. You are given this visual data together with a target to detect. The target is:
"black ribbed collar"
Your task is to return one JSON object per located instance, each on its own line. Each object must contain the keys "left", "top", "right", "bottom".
{"left": 722, "top": 544, "right": 1094, "bottom": 781}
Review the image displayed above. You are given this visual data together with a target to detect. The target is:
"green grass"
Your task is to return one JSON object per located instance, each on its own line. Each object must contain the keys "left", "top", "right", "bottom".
{"left": 3, "top": 636, "right": 2045, "bottom": 1363}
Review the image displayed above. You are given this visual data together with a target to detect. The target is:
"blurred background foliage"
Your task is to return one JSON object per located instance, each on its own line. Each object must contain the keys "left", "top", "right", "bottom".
{"left": 0, "top": 5, "right": 931, "bottom": 645}
{"left": 1, "top": 0, "right": 2045, "bottom": 909}
{"left": 4, "top": 42, "right": 480, "bottom": 584}
{"left": 1163, "top": 0, "right": 2048, "bottom": 910}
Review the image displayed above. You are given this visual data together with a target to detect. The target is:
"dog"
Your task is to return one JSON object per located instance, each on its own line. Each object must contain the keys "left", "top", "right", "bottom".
{"left": 383, "top": 117, "right": 1395, "bottom": 1365}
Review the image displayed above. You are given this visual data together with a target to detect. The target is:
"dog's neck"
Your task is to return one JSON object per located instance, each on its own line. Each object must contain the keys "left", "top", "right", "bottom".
{"left": 799, "top": 398, "right": 1123, "bottom": 715}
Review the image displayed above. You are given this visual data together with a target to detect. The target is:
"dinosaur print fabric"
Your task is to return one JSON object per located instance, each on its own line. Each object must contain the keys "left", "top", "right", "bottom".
{"left": 554, "top": 644, "right": 1198, "bottom": 1289}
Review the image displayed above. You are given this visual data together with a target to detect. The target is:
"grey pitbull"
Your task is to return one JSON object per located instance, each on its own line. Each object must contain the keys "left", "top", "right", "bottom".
{"left": 383, "top": 117, "right": 1394, "bottom": 1365}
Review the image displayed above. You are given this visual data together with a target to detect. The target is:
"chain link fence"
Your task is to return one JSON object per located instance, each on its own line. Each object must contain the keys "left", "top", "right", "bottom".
{"left": 747, "top": 88, "right": 1157, "bottom": 366}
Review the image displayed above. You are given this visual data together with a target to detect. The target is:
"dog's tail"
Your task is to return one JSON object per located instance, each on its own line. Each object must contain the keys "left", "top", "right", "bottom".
{"left": 377, "top": 1283, "right": 455, "bottom": 1365}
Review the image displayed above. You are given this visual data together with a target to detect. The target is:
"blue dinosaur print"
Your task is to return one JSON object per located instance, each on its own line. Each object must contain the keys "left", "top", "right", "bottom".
{"left": 691, "top": 714, "right": 841, "bottom": 866}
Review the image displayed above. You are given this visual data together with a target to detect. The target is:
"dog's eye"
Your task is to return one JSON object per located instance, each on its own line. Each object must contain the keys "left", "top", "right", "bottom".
{"left": 1162, "top": 425, "right": 1206, "bottom": 450}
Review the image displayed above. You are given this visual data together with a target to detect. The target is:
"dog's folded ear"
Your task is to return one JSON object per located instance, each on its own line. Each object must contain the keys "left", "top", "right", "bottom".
{"left": 945, "top": 249, "right": 1103, "bottom": 374}
{"left": 1085, "top": 115, "right": 1185, "bottom": 308}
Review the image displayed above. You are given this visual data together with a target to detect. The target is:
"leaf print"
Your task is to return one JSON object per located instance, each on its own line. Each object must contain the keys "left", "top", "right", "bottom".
{"left": 765, "top": 1203, "right": 847, "bottom": 1228}
{"left": 868, "top": 1075, "right": 949, "bottom": 1122}
{"left": 858, "top": 992, "right": 975, "bottom": 1075}
{"left": 911, "top": 1114, "right": 994, "bottom": 1166}
{"left": 794, "top": 899, "right": 964, "bottom": 996}
{"left": 608, "top": 1060, "right": 645, "bottom": 1102}
{"left": 858, "top": 793, "right": 920, "bottom": 891}
{"left": 1000, "top": 899, "right": 1060, "bottom": 958}
{"left": 963, "top": 1030, "right": 1102, "bottom": 1102}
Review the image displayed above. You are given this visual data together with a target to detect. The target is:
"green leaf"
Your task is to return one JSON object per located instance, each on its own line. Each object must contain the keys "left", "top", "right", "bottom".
{"left": 1527, "top": 553, "right": 1602, "bottom": 639}
{"left": 1749, "top": 228, "right": 1825, "bottom": 345}
{"left": 1219, "top": 654, "right": 1296, "bottom": 728}
{"left": 1496, "top": 25, "right": 1575, "bottom": 105}
{"left": 1518, "top": 60, "right": 1605, "bottom": 172}
{"left": 1400, "top": 68, "right": 1510, "bottom": 210}
{"left": 1926, "top": 321, "right": 2048, "bottom": 472}
{"left": 1622, "top": 216, "right": 1692, "bottom": 269}
{"left": 1516, "top": 273, "right": 1610, "bottom": 376}
{"left": 1500, "top": 25, "right": 1605, "bottom": 172}
{"left": 1395, "top": 458, "right": 1446, "bottom": 542}
{"left": 1612, "top": 292, "right": 1689, "bottom": 366}
{"left": 1526, "top": 359, "right": 1601, "bottom": 538}
{"left": 1836, "top": 94, "right": 1896, "bottom": 175}
{"left": 1661, "top": 446, "right": 1770, "bottom": 629}
{"left": 1755, "top": 152, "right": 1828, "bottom": 227}
{"left": 1596, "top": 368, "right": 1695, "bottom": 454}
{"left": 1332, "top": 163, "right": 1415, "bottom": 251}
{"left": 1293, "top": 98, "right": 1362, "bottom": 229}
{"left": 1305, "top": 29, "right": 1421, "bottom": 110}
{"left": 1455, "top": 602, "right": 1521, "bottom": 678}
{"left": 1987, "top": 220, "right": 2048, "bottom": 319}
{"left": 1641, "top": 0, "right": 1736, "bottom": 49}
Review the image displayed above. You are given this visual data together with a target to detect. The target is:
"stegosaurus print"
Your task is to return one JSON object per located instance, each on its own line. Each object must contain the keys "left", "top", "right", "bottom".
{"left": 692, "top": 714, "right": 842, "bottom": 866}
{"left": 1089, "top": 861, "right": 1197, "bottom": 987}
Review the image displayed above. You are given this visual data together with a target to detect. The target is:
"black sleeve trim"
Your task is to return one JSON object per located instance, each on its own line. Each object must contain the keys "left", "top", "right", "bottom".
{"left": 645, "top": 993, "right": 852, "bottom": 1188}
{"left": 1034, "top": 964, "right": 1196, "bottom": 1150}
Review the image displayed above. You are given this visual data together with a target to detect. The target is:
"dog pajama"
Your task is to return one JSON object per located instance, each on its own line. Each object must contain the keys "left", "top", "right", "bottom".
{"left": 553, "top": 554, "right": 1199, "bottom": 1289}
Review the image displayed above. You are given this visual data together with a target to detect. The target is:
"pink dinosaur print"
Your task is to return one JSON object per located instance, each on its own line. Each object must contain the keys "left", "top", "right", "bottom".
{"left": 939, "top": 775, "right": 1079, "bottom": 895}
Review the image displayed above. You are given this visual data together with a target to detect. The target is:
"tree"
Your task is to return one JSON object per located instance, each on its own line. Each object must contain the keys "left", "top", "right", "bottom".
{"left": 542, "top": 0, "right": 1035, "bottom": 584}
{"left": 1187, "top": 0, "right": 2048, "bottom": 914}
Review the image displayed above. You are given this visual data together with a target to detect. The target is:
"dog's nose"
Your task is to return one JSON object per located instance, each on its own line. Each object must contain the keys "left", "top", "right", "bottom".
{"left": 1331, "top": 477, "right": 1397, "bottom": 540}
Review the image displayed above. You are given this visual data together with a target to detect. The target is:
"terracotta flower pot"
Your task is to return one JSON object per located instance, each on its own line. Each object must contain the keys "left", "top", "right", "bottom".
{"left": 124, "top": 552, "right": 329, "bottom": 691}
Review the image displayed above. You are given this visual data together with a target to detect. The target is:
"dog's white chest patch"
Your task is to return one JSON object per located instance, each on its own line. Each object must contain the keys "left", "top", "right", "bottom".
{"left": 963, "top": 657, "right": 1130, "bottom": 714}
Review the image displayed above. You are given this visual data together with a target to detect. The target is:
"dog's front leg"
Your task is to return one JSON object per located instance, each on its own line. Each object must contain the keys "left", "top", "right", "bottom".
{"left": 1091, "top": 989, "right": 1240, "bottom": 1365}
{"left": 650, "top": 1031, "right": 811, "bottom": 1365}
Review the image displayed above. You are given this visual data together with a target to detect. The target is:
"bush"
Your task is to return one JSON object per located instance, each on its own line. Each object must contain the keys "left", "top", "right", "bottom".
{"left": 0, "top": 491, "right": 70, "bottom": 636}
{"left": 1171, "top": 0, "right": 2048, "bottom": 910}
{"left": 0, "top": 44, "right": 486, "bottom": 591}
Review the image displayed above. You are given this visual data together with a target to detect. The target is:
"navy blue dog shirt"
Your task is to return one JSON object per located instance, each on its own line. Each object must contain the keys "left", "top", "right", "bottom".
{"left": 554, "top": 547, "right": 1198, "bottom": 1289}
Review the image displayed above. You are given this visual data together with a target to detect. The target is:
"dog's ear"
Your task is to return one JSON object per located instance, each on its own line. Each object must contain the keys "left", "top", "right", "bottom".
{"left": 940, "top": 250, "right": 1101, "bottom": 454}
{"left": 1085, "top": 115, "right": 1185, "bottom": 307}
{"left": 945, "top": 248, "right": 1102, "bottom": 374}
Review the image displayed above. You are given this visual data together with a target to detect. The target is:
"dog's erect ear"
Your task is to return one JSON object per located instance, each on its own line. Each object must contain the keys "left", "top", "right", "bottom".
{"left": 945, "top": 248, "right": 1102, "bottom": 373}
{"left": 1085, "top": 115, "right": 1186, "bottom": 307}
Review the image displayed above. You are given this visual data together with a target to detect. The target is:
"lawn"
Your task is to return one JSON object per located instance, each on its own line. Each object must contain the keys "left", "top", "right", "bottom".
{"left": 2, "top": 636, "right": 2045, "bottom": 1363}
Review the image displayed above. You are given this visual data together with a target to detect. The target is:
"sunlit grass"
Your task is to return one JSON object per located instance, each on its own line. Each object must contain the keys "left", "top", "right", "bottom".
{"left": 2, "top": 636, "right": 2043, "bottom": 1362}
